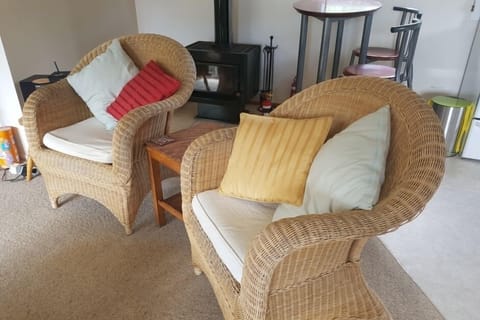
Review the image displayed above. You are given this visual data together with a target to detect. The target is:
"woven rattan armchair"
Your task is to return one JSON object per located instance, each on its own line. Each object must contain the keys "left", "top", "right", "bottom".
{"left": 23, "top": 34, "right": 196, "bottom": 235}
{"left": 181, "top": 76, "right": 445, "bottom": 319}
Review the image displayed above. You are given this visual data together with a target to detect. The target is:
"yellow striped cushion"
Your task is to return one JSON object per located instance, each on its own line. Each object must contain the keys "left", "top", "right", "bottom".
{"left": 219, "top": 113, "right": 332, "bottom": 205}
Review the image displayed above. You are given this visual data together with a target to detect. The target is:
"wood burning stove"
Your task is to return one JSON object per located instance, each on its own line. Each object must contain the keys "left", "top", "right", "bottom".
{"left": 187, "top": 0, "right": 260, "bottom": 123}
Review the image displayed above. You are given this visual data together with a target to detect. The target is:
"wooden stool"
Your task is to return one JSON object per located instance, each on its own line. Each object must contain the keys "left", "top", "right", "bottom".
{"left": 349, "top": 6, "right": 422, "bottom": 65}
{"left": 343, "top": 19, "right": 422, "bottom": 89}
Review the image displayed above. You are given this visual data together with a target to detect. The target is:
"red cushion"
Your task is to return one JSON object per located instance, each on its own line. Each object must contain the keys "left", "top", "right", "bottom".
{"left": 106, "top": 60, "right": 181, "bottom": 120}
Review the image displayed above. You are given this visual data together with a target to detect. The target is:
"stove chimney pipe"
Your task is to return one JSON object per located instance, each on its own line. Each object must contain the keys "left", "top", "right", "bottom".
{"left": 214, "top": 0, "right": 232, "bottom": 47}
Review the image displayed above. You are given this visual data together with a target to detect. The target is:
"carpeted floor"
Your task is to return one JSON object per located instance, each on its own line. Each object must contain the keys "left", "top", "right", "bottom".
{"left": 0, "top": 174, "right": 444, "bottom": 319}
{"left": 381, "top": 157, "right": 480, "bottom": 320}
{"left": 0, "top": 103, "right": 445, "bottom": 319}
{"left": 0, "top": 175, "right": 221, "bottom": 320}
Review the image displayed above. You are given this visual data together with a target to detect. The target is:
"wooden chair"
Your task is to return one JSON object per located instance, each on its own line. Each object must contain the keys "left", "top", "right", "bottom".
{"left": 23, "top": 34, "right": 196, "bottom": 234}
{"left": 343, "top": 19, "right": 422, "bottom": 88}
{"left": 181, "top": 76, "right": 445, "bottom": 320}
{"left": 349, "top": 6, "right": 422, "bottom": 65}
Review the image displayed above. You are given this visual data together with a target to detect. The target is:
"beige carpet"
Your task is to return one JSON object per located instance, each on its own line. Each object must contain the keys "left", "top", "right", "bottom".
{"left": 380, "top": 157, "right": 480, "bottom": 320}
{"left": 1, "top": 171, "right": 444, "bottom": 319}
{"left": 0, "top": 175, "right": 221, "bottom": 320}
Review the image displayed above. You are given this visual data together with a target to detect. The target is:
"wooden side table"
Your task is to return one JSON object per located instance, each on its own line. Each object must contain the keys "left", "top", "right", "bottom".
{"left": 146, "top": 122, "right": 223, "bottom": 226}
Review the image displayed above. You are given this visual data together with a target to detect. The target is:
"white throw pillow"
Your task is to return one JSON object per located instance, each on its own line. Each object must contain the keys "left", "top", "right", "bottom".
{"left": 272, "top": 105, "right": 391, "bottom": 221}
{"left": 67, "top": 39, "right": 139, "bottom": 130}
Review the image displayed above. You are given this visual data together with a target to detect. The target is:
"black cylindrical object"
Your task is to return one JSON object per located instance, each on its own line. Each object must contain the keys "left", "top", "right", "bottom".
{"left": 214, "top": 0, "right": 232, "bottom": 47}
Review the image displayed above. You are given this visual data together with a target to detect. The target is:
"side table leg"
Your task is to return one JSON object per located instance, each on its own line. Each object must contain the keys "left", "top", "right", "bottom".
{"left": 147, "top": 155, "right": 167, "bottom": 226}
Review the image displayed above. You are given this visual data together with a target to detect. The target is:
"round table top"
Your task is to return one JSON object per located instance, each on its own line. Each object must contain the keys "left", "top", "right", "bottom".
{"left": 293, "top": 0, "right": 382, "bottom": 18}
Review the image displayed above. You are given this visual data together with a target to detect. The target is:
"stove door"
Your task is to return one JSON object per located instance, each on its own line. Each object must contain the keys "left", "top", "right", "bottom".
{"left": 194, "top": 63, "right": 239, "bottom": 95}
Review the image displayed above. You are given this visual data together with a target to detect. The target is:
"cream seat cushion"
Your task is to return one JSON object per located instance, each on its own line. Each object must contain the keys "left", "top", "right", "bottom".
{"left": 43, "top": 117, "right": 113, "bottom": 163}
{"left": 192, "top": 189, "right": 277, "bottom": 282}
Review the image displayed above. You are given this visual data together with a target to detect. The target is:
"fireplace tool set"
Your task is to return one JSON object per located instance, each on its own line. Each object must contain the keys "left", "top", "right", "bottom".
{"left": 259, "top": 36, "right": 278, "bottom": 113}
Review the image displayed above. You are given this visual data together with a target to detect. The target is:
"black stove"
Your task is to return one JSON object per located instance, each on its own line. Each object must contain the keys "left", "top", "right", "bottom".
{"left": 187, "top": 0, "right": 260, "bottom": 123}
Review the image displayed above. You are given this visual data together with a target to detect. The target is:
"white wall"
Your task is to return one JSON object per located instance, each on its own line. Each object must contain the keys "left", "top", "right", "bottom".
{"left": 135, "top": 0, "right": 214, "bottom": 45}
{"left": 458, "top": 20, "right": 480, "bottom": 103}
{"left": 411, "top": 0, "right": 478, "bottom": 98}
{"left": 0, "top": 0, "right": 138, "bottom": 156}
{"left": 0, "top": 37, "right": 25, "bottom": 157}
{"left": 135, "top": 0, "right": 478, "bottom": 102}
{"left": 0, "top": 0, "right": 138, "bottom": 85}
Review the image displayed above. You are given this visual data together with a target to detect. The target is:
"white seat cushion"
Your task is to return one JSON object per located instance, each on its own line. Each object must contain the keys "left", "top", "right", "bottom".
{"left": 192, "top": 189, "right": 277, "bottom": 282}
{"left": 43, "top": 117, "right": 113, "bottom": 163}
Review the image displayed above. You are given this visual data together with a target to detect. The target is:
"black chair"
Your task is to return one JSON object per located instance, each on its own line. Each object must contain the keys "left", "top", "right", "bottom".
{"left": 349, "top": 6, "right": 422, "bottom": 65}
{"left": 343, "top": 19, "right": 422, "bottom": 88}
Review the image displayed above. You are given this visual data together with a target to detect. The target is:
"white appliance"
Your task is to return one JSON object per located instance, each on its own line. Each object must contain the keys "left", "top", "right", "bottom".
{"left": 462, "top": 103, "right": 480, "bottom": 160}
{"left": 459, "top": 19, "right": 480, "bottom": 160}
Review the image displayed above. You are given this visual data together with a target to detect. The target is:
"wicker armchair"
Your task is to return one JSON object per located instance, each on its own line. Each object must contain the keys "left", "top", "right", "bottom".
{"left": 181, "top": 77, "right": 445, "bottom": 319}
{"left": 23, "top": 34, "right": 196, "bottom": 235}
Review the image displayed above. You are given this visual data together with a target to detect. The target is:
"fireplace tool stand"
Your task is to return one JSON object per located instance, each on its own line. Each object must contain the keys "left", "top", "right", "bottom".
{"left": 258, "top": 36, "right": 278, "bottom": 114}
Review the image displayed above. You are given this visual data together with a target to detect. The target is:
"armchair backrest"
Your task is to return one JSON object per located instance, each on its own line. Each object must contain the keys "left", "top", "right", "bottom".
{"left": 71, "top": 33, "right": 196, "bottom": 105}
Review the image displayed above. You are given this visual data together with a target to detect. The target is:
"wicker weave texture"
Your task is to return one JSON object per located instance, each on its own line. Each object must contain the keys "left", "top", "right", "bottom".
{"left": 23, "top": 33, "right": 196, "bottom": 234}
{"left": 181, "top": 76, "right": 445, "bottom": 319}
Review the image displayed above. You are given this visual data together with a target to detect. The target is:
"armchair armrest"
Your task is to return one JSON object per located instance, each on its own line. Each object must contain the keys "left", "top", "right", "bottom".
{"left": 239, "top": 162, "right": 444, "bottom": 318}
{"left": 180, "top": 127, "right": 236, "bottom": 210}
{"left": 111, "top": 84, "right": 194, "bottom": 181}
{"left": 22, "top": 79, "right": 91, "bottom": 151}
{"left": 237, "top": 209, "right": 385, "bottom": 319}
{"left": 111, "top": 49, "right": 196, "bottom": 180}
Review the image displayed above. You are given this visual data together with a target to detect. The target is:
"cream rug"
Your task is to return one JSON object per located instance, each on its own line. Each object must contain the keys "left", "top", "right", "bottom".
{"left": 0, "top": 170, "right": 444, "bottom": 319}
{"left": 381, "top": 157, "right": 480, "bottom": 320}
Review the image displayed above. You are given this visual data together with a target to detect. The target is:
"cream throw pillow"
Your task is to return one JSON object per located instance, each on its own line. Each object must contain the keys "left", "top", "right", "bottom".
{"left": 273, "top": 105, "right": 391, "bottom": 221}
{"left": 219, "top": 113, "right": 332, "bottom": 205}
{"left": 67, "top": 39, "right": 139, "bottom": 130}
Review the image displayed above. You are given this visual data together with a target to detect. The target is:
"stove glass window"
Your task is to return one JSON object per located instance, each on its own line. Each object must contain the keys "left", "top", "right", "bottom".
{"left": 194, "top": 63, "right": 239, "bottom": 95}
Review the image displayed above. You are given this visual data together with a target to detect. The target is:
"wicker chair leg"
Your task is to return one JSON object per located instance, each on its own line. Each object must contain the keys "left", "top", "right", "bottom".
{"left": 49, "top": 197, "right": 58, "bottom": 209}
{"left": 26, "top": 156, "right": 34, "bottom": 182}
{"left": 124, "top": 224, "right": 133, "bottom": 235}
{"left": 193, "top": 266, "right": 203, "bottom": 276}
